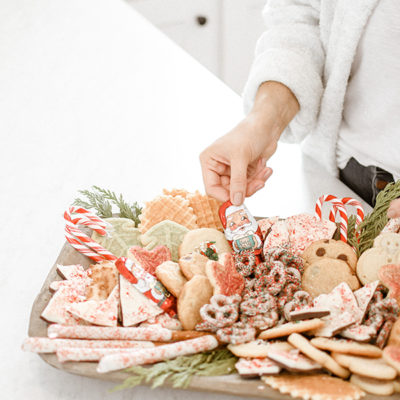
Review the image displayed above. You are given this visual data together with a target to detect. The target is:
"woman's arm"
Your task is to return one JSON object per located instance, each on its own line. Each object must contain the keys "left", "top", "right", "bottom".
{"left": 200, "top": 81, "right": 299, "bottom": 205}
{"left": 243, "top": 0, "right": 325, "bottom": 141}
{"left": 200, "top": 0, "right": 324, "bottom": 204}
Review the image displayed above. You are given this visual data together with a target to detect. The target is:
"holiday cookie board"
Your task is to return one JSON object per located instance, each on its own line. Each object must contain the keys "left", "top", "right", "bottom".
{"left": 27, "top": 234, "right": 293, "bottom": 398}
{"left": 25, "top": 186, "right": 400, "bottom": 400}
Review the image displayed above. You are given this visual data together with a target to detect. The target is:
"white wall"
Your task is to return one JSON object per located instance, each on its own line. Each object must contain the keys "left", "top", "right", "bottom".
{"left": 126, "top": 0, "right": 266, "bottom": 94}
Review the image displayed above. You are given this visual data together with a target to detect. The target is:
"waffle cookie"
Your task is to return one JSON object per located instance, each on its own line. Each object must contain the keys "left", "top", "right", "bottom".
{"left": 263, "top": 374, "right": 365, "bottom": 400}
{"left": 139, "top": 195, "right": 198, "bottom": 233}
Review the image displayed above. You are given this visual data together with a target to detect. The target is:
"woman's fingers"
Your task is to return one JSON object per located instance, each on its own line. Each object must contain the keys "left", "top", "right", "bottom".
{"left": 200, "top": 138, "right": 273, "bottom": 205}
{"left": 200, "top": 154, "right": 230, "bottom": 202}
{"left": 246, "top": 167, "right": 273, "bottom": 197}
{"left": 229, "top": 152, "right": 250, "bottom": 205}
{"left": 387, "top": 199, "right": 400, "bottom": 218}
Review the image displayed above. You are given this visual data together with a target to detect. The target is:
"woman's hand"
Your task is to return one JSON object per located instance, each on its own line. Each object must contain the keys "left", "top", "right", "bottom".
{"left": 388, "top": 199, "right": 400, "bottom": 218}
{"left": 200, "top": 81, "right": 299, "bottom": 205}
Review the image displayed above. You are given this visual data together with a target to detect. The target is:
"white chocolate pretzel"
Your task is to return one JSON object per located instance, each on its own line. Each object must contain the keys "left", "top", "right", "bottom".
{"left": 47, "top": 324, "right": 173, "bottom": 341}
{"left": 97, "top": 335, "right": 218, "bottom": 373}
{"left": 21, "top": 337, "right": 152, "bottom": 353}
{"left": 56, "top": 345, "right": 154, "bottom": 362}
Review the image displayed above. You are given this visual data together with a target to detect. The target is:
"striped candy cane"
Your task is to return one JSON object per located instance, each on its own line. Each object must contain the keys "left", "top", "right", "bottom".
{"left": 64, "top": 207, "right": 109, "bottom": 235}
{"left": 64, "top": 207, "right": 117, "bottom": 262}
{"left": 315, "top": 195, "right": 348, "bottom": 242}
{"left": 341, "top": 197, "right": 364, "bottom": 228}
{"left": 328, "top": 197, "right": 364, "bottom": 241}
{"left": 329, "top": 198, "right": 364, "bottom": 227}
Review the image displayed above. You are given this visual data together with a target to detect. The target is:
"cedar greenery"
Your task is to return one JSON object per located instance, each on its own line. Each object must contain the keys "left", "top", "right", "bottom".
{"left": 73, "top": 185, "right": 142, "bottom": 226}
{"left": 346, "top": 215, "right": 359, "bottom": 257}
{"left": 356, "top": 180, "right": 400, "bottom": 255}
{"left": 111, "top": 349, "right": 237, "bottom": 392}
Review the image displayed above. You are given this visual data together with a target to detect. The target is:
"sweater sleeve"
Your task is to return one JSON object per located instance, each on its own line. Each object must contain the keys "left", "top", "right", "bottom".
{"left": 242, "top": 0, "right": 324, "bottom": 143}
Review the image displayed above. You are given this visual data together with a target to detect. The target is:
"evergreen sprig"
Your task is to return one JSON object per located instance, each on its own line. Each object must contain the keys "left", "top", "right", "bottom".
{"left": 357, "top": 180, "right": 400, "bottom": 255}
{"left": 73, "top": 186, "right": 142, "bottom": 226}
{"left": 346, "top": 215, "right": 359, "bottom": 257}
{"left": 110, "top": 349, "right": 237, "bottom": 392}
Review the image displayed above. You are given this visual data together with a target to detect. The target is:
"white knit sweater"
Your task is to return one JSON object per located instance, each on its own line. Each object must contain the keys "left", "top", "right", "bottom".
{"left": 243, "top": 0, "right": 380, "bottom": 177}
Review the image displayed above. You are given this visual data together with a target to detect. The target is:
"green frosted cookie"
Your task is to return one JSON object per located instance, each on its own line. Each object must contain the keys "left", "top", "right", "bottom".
{"left": 140, "top": 220, "right": 189, "bottom": 262}
{"left": 92, "top": 218, "right": 141, "bottom": 258}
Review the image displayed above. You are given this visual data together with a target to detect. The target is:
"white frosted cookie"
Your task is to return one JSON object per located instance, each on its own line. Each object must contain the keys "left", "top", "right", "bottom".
{"left": 235, "top": 357, "right": 281, "bottom": 377}
{"left": 266, "top": 348, "right": 322, "bottom": 372}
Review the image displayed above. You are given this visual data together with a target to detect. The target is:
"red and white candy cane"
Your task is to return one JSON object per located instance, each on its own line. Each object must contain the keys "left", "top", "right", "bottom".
{"left": 315, "top": 195, "right": 348, "bottom": 242}
{"left": 328, "top": 197, "right": 364, "bottom": 240}
{"left": 328, "top": 198, "right": 364, "bottom": 227}
{"left": 340, "top": 197, "right": 364, "bottom": 228}
{"left": 65, "top": 206, "right": 109, "bottom": 235}
{"left": 64, "top": 207, "right": 117, "bottom": 262}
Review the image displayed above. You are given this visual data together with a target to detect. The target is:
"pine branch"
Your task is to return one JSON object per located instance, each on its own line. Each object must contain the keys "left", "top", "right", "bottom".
{"left": 73, "top": 186, "right": 142, "bottom": 226}
{"left": 91, "top": 186, "right": 142, "bottom": 225}
{"left": 73, "top": 189, "right": 113, "bottom": 218}
{"left": 111, "top": 349, "right": 237, "bottom": 392}
{"left": 358, "top": 180, "right": 400, "bottom": 255}
{"left": 346, "top": 215, "right": 360, "bottom": 257}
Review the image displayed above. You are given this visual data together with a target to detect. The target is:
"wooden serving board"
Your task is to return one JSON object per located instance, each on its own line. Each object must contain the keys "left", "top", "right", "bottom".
{"left": 28, "top": 241, "right": 400, "bottom": 399}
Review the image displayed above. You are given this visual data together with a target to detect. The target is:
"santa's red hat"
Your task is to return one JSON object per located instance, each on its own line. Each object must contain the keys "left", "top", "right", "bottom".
{"left": 218, "top": 200, "right": 232, "bottom": 229}
{"left": 219, "top": 201, "right": 248, "bottom": 229}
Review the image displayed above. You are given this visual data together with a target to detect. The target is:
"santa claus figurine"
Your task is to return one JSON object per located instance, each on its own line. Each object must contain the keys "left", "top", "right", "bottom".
{"left": 219, "top": 201, "right": 263, "bottom": 262}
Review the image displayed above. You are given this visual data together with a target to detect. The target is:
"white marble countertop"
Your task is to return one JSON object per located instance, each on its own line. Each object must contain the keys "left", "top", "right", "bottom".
{"left": 1, "top": 0, "right": 369, "bottom": 399}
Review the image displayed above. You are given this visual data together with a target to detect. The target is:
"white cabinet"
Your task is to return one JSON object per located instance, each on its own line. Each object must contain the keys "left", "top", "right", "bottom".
{"left": 128, "top": 0, "right": 220, "bottom": 76}
{"left": 126, "top": 0, "right": 266, "bottom": 94}
{"left": 221, "top": 0, "right": 266, "bottom": 94}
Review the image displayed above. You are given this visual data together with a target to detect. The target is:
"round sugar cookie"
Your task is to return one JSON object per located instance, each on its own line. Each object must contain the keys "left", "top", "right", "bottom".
{"left": 350, "top": 374, "right": 394, "bottom": 396}
{"left": 287, "top": 333, "right": 350, "bottom": 379}
{"left": 178, "top": 252, "right": 208, "bottom": 280}
{"left": 227, "top": 339, "right": 293, "bottom": 358}
{"left": 177, "top": 275, "right": 213, "bottom": 330}
{"left": 302, "top": 239, "right": 357, "bottom": 271}
{"left": 179, "top": 228, "right": 231, "bottom": 259}
{"left": 310, "top": 337, "right": 382, "bottom": 358}
{"left": 302, "top": 258, "right": 360, "bottom": 298}
{"left": 356, "top": 247, "right": 398, "bottom": 285}
{"left": 332, "top": 353, "right": 397, "bottom": 380}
